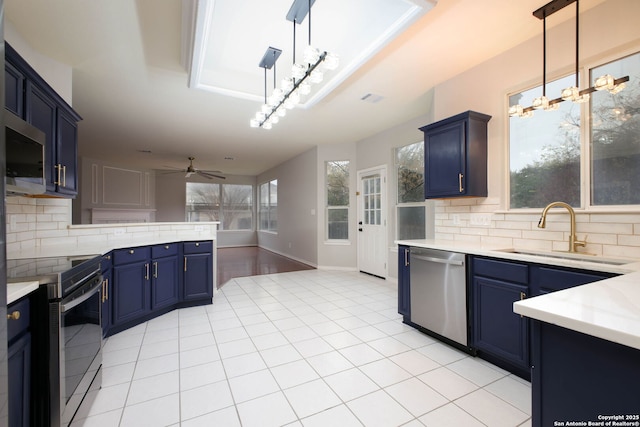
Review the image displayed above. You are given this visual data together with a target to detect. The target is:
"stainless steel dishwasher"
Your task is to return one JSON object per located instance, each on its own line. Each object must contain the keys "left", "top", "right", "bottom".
{"left": 409, "top": 247, "right": 468, "bottom": 348}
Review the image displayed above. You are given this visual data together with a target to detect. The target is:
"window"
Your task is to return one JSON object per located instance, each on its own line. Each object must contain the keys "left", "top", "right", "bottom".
{"left": 590, "top": 52, "right": 640, "bottom": 206}
{"left": 186, "top": 183, "right": 252, "bottom": 230}
{"left": 326, "top": 161, "right": 349, "bottom": 240}
{"left": 259, "top": 179, "right": 277, "bottom": 231}
{"left": 509, "top": 74, "right": 581, "bottom": 209}
{"left": 509, "top": 50, "right": 640, "bottom": 210}
{"left": 396, "top": 141, "right": 426, "bottom": 239}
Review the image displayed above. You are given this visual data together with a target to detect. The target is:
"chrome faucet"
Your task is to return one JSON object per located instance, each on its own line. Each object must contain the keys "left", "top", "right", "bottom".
{"left": 538, "top": 201, "right": 586, "bottom": 253}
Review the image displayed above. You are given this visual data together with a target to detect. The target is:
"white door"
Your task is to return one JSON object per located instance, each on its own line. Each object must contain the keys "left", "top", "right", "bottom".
{"left": 357, "top": 167, "right": 387, "bottom": 278}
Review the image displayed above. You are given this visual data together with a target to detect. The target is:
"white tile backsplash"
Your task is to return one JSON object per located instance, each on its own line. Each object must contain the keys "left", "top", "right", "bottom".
{"left": 5, "top": 197, "right": 217, "bottom": 258}
{"left": 435, "top": 199, "right": 640, "bottom": 257}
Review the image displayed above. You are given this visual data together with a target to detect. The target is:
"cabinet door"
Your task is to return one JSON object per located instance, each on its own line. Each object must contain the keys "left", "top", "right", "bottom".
{"left": 397, "top": 246, "right": 411, "bottom": 318}
{"left": 473, "top": 276, "right": 529, "bottom": 370}
{"left": 424, "top": 120, "right": 465, "bottom": 198}
{"left": 183, "top": 253, "right": 213, "bottom": 301}
{"left": 8, "top": 333, "right": 31, "bottom": 427}
{"left": 25, "top": 81, "right": 57, "bottom": 193}
{"left": 113, "top": 261, "right": 150, "bottom": 326}
{"left": 152, "top": 256, "right": 179, "bottom": 310}
{"left": 56, "top": 109, "right": 79, "bottom": 196}
{"left": 101, "top": 268, "right": 112, "bottom": 336}
{"left": 5, "top": 61, "right": 25, "bottom": 117}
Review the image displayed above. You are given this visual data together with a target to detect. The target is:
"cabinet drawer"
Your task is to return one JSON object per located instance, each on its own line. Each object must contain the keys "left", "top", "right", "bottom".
{"left": 533, "top": 266, "right": 615, "bottom": 294}
{"left": 183, "top": 241, "right": 212, "bottom": 254}
{"left": 7, "top": 297, "right": 30, "bottom": 343}
{"left": 113, "top": 247, "right": 151, "bottom": 265}
{"left": 152, "top": 243, "right": 178, "bottom": 258}
{"left": 473, "top": 257, "right": 529, "bottom": 284}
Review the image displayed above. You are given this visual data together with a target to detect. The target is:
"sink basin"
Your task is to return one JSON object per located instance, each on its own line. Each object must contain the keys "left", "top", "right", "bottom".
{"left": 494, "top": 248, "right": 632, "bottom": 266}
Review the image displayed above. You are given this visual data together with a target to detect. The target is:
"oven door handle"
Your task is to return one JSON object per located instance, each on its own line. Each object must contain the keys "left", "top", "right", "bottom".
{"left": 61, "top": 280, "right": 102, "bottom": 312}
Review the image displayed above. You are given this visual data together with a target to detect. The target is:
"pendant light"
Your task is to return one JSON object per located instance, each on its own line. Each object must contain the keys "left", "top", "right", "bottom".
{"left": 250, "top": 0, "right": 339, "bottom": 129}
{"left": 509, "top": 0, "right": 629, "bottom": 118}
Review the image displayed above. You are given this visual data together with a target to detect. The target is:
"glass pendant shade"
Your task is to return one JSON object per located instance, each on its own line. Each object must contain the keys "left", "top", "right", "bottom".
{"left": 276, "top": 107, "right": 287, "bottom": 117}
{"left": 250, "top": 119, "right": 260, "bottom": 128}
{"left": 323, "top": 52, "right": 339, "bottom": 71}
{"left": 262, "top": 122, "right": 272, "bottom": 130}
{"left": 292, "top": 63, "right": 307, "bottom": 79}
{"left": 281, "top": 77, "right": 294, "bottom": 92}
{"left": 303, "top": 45, "right": 320, "bottom": 64}
{"left": 298, "top": 81, "right": 311, "bottom": 95}
{"left": 310, "top": 69, "right": 323, "bottom": 84}
{"left": 532, "top": 96, "right": 550, "bottom": 110}
{"left": 594, "top": 74, "right": 614, "bottom": 91}
{"left": 508, "top": 105, "right": 524, "bottom": 117}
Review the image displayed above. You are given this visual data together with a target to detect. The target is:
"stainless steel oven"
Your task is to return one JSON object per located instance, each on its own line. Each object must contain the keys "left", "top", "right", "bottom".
{"left": 7, "top": 255, "right": 103, "bottom": 427}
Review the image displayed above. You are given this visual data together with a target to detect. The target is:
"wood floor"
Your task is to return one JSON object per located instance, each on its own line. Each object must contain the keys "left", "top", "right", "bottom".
{"left": 217, "top": 246, "right": 315, "bottom": 288}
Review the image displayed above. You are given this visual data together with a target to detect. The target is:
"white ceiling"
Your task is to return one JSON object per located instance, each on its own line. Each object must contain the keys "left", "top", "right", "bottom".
{"left": 4, "top": 0, "right": 607, "bottom": 176}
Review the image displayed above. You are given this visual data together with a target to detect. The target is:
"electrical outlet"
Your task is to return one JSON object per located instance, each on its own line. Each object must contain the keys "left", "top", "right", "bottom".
{"left": 470, "top": 213, "right": 492, "bottom": 226}
{"left": 113, "top": 228, "right": 125, "bottom": 236}
{"left": 452, "top": 214, "right": 461, "bottom": 225}
{"left": 194, "top": 225, "right": 204, "bottom": 232}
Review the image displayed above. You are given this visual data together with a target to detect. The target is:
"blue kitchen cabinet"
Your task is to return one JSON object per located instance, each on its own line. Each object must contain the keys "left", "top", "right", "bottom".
{"left": 5, "top": 60, "right": 25, "bottom": 116}
{"left": 531, "top": 321, "right": 640, "bottom": 427}
{"left": 183, "top": 241, "right": 214, "bottom": 301}
{"left": 397, "top": 245, "right": 411, "bottom": 320}
{"left": 471, "top": 257, "right": 530, "bottom": 379}
{"left": 101, "top": 252, "right": 113, "bottom": 336}
{"left": 6, "top": 42, "right": 81, "bottom": 198}
{"left": 112, "top": 247, "right": 151, "bottom": 327}
{"left": 55, "top": 109, "right": 79, "bottom": 196}
{"left": 420, "top": 111, "right": 491, "bottom": 199}
{"left": 151, "top": 244, "right": 180, "bottom": 310}
{"left": 530, "top": 264, "right": 615, "bottom": 295}
{"left": 7, "top": 297, "right": 32, "bottom": 427}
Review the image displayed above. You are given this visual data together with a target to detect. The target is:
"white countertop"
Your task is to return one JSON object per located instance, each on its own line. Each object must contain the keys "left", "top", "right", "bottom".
{"left": 7, "top": 281, "right": 39, "bottom": 304}
{"left": 513, "top": 272, "right": 640, "bottom": 350}
{"left": 397, "top": 239, "right": 640, "bottom": 350}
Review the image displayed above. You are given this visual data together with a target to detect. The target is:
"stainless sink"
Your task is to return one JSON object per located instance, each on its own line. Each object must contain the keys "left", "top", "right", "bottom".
{"left": 494, "top": 248, "right": 632, "bottom": 266}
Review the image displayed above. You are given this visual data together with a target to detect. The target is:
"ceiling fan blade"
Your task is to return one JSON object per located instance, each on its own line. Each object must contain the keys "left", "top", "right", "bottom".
{"left": 185, "top": 172, "right": 194, "bottom": 178}
{"left": 161, "top": 170, "right": 186, "bottom": 175}
{"left": 198, "top": 171, "right": 226, "bottom": 180}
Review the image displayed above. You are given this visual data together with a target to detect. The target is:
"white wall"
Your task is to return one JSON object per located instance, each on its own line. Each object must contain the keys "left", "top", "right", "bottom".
{"left": 257, "top": 148, "right": 318, "bottom": 267}
{"left": 5, "top": 20, "right": 73, "bottom": 105}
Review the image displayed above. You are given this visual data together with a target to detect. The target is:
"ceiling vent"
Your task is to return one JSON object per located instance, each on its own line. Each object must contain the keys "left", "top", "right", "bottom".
{"left": 361, "top": 93, "right": 385, "bottom": 104}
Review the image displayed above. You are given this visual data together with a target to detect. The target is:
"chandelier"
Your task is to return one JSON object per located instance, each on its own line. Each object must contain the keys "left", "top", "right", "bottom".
{"left": 509, "top": 0, "right": 629, "bottom": 118}
{"left": 250, "top": 0, "right": 339, "bottom": 129}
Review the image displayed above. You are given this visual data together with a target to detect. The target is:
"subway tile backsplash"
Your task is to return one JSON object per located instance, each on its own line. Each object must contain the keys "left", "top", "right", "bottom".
{"left": 6, "top": 197, "right": 640, "bottom": 260}
{"left": 435, "top": 199, "right": 640, "bottom": 259}
{"left": 5, "top": 198, "right": 217, "bottom": 258}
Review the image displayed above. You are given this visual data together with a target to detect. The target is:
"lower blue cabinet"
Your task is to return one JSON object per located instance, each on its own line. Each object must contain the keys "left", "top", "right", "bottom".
{"left": 183, "top": 241, "right": 214, "bottom": 301}
{"left": 104, "top": 240, "right": 214, "bottom": 336}
{"left": 8, "top": 297, "right": 32, "bottom": 427}
{"left": 397, "top": 245, "right": 410, "bottom": 320}
{"left": 473, "top": 276, "right": 529, "bottom": 371}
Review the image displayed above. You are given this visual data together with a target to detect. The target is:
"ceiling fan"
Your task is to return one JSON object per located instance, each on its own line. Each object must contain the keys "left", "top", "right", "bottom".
{"left": 163, "top": 157, "right": 225, "bottom": 180}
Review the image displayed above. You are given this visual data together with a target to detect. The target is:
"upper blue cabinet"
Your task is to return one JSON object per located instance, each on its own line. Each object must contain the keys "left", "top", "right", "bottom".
{"left": 5, "top": 43, "right": 81, "bottom": 198}
{"left": 420, "top": 111, "right": 491, "bottom": 199}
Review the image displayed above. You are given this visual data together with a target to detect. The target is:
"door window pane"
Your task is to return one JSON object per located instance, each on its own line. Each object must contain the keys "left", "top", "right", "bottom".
{"left": 590, "top": 52, "right": 640, "bottom": 206}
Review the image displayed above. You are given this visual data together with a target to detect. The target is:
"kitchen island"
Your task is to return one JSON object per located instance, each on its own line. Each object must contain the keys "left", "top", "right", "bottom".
{"left": 397, "top": 240, "right": 640, "bottom": 427}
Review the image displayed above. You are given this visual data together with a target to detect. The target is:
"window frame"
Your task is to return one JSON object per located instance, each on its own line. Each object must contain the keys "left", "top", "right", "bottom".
{"left": 506, "top": 47, "right": 640, "bottom": 213}
{"left": 258, "top": 179, "right": 278, "bottom": 233}
{"left": 395, "top": 140, "right": 427, "bottom": 240}
{"left": 185, "top": 182, "right": 254, "bottom": 230}
{"left": 325, "top": 160, "right": 350, "bottom": 242}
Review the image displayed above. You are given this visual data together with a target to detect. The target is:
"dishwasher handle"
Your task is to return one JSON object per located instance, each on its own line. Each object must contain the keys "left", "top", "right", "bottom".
{"left": 410, "top": 254, "right": 464, "bottom": 266}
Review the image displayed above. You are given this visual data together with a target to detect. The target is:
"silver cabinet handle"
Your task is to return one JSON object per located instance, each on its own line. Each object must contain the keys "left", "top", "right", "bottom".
{"left": 458, "top": 173, "right": 464, "bottom": 193}
{"left": 153, "top": 261, "right": 158, "bottom": 279}
{"left": 145, "top": 263, "right": 150, "bottom": 280}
